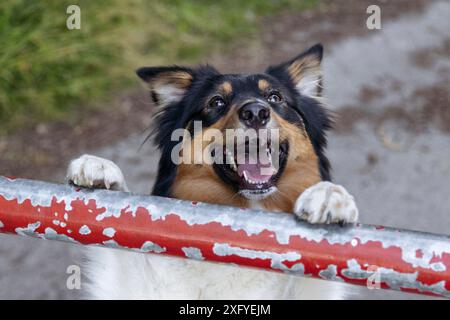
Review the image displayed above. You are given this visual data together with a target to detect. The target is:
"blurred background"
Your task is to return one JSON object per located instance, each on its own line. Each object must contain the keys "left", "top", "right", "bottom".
{"left": 0, "top": 0, "right": 449, "bottom": 299}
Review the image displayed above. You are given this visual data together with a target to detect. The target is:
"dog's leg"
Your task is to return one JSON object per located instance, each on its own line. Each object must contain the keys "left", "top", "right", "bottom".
{"left": 66, "top": 154, "right": 129, "bottom": 192}
{"left": 294, "top": 182, "right": 358, "bottom": 225}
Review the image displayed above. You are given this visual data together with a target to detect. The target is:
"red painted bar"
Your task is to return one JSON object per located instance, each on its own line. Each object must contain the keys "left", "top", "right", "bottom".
{"left": 0, "top": 176, "right": 449, "bottom": 298}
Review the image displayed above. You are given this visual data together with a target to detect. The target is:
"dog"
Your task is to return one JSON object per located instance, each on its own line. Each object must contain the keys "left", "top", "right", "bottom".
{"left": 67, "top": 43, "right": 358, "bottom": 299}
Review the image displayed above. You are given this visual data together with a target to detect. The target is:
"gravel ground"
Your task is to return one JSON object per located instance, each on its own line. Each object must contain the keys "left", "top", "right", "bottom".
{"left": 0, "top": 0, "right": 449, "bottom": 299}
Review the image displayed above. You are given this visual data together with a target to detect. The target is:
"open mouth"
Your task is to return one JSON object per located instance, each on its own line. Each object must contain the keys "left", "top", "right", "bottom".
{"left": 212, "top": 136, "right": 289, "bottom": 200}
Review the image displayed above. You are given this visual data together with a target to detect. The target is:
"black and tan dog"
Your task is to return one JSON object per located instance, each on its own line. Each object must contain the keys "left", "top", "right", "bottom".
{"left": 67, "top": 44, "right": 358, "bottom": 299}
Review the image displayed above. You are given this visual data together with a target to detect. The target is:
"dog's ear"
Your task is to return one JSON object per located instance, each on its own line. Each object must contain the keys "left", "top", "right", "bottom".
{"left": 266, "top": 43, "right": 323, "bottom": 97}
{"left": 136, "top": 66, "right": 194, "bottom": 107}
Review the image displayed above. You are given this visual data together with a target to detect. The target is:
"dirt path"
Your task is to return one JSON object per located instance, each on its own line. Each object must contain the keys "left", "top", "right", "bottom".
{"left": 1, "top": 0, "right": 449, "bottom": 299}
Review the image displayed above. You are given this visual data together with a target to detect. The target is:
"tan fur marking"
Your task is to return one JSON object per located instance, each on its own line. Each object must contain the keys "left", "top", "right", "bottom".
{"left": 151, "top": 71, "right": 193, "bottom": 89}
{"left": 173, "top": 164, "right": 247, "bottom": 207}
{"left": 219, "top": 81, "right": 233, "bottom": 95}
{"left": 258, "top": 79, "right": 270, "bottom": 92}
{"left": 287, "top": 56, "right": 320, "bottom": 85}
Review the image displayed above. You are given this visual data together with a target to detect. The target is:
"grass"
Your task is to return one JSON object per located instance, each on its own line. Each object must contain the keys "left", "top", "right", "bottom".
{"left": 0, "top": 0, "right": 317, "bottom": 135}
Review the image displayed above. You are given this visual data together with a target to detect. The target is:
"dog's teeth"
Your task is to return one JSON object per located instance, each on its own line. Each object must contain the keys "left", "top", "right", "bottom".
{"left": 243, "top": 171, "right": 249, "bottom": 182}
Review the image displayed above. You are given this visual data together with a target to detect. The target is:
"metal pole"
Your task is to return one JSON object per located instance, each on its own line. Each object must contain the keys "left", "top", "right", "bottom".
{"left": 0, "top": 176, "right": 449, "bottom": 298}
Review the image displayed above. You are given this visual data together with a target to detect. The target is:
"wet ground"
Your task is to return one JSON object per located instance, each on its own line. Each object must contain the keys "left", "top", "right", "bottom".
{"left": 1, "top": 0, "right": 449, "bottom": 299}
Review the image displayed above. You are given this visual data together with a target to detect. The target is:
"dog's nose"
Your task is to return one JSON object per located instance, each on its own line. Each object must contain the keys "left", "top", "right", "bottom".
{"left": 239, "top": 103, "right": 270, "bottom": 128}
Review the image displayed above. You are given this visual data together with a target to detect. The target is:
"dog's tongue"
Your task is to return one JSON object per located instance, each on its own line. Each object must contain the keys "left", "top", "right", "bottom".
{"left": 237, "top": 153, "right": 277, "bottom": 183}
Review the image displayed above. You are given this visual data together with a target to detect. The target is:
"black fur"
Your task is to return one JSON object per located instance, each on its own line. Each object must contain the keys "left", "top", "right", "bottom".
{"left": 136, "top": 44, "right": 332, "bottom": 197}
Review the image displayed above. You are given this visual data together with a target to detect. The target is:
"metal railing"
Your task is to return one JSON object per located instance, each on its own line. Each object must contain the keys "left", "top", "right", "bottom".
{"left": 0, "top": 176, "right": 449, "bottom": 298}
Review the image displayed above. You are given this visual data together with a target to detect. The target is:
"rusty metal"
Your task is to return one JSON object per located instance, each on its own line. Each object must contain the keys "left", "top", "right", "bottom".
{"left": 0, "top": 176, "right": 449, "bottom": 298}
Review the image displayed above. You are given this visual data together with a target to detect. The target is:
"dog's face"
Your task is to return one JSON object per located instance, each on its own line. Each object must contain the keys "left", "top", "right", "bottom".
{"left": 137, "top": 44, "right": 331, "bottom": 211}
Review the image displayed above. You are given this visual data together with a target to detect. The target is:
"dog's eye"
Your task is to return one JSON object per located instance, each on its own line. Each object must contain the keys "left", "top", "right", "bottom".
{"left": 267, "top": 92, "right": 283, "bottom": 103}
{"left": 209, "top": 97, "right": 226, "bottom": 109}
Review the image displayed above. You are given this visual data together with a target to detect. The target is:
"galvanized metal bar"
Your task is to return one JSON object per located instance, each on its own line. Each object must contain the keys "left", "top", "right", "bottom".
{"left": 0, "top": 176, "right": 449, "bottom": 298}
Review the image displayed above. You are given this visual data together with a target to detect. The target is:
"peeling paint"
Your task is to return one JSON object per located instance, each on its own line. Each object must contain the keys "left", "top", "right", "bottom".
{"left": 431, "top": 263, "right": 446, "bottom": 272}
{"left": 182, "top": 247, "right": 204, "bottom": 260}
{"left": 102, "top": 227, "right": 116, "bottom": 238}
{"left": 342, "top": 259, "right": 448, "bottom": 296}
{"left": 43, "top": 227, "right": 78, "bottom": 243}
{"left": 319, "top": 265, "right": 344, "bottom": 282}
{"left": 0, "top": 176, "right": 449, "bottom": 298}
{"left": 140, "top": 241, "right": 166, "bottom": 254}
{"left": 15, "top": 221, "right": 41, "bottom": 238}
{"left": 103, "top": 239, "right": 120, "bottom": 248}
{"left": 100, "top": 239, "right": 165, "bottom": 254}
{"left": 213, "top": 243, "right": 302, "bottom": 272}
{"left": 79, "top": 225, "right": 91, "bottom": 235}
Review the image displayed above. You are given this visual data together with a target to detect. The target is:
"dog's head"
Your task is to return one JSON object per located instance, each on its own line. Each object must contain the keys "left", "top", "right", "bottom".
{"left": 137, "top": 44, "right": 331, "bottom": 211}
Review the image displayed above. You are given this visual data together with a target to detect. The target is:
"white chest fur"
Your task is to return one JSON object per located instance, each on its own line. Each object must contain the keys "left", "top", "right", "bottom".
{"left": 84, "top": 246, "right": 347, "bottom": 299}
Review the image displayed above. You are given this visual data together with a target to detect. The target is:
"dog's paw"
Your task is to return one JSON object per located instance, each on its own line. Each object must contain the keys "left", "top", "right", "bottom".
{"left": 66, "top": 154, "right": 128, "bottom": 192}
{"left": 294, "top": 181, "right": 358, "bottom": 225}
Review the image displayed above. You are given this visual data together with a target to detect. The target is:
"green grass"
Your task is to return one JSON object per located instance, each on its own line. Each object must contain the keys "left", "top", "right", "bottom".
{"left": 0, "top": 0, "right": 317, "bottom": 134}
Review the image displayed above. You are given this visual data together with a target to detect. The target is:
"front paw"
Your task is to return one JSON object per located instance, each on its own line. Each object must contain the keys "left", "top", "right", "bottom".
{"left": 294, "top": 181, "right": 358, "bottom": 225}
{"left": 66, "top": 154, "right": 128, "bottom": 192}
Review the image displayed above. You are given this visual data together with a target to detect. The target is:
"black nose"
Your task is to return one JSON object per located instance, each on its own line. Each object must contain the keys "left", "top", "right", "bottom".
{"left": 239, "top": 103, "right": 270, "bottom": 128}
